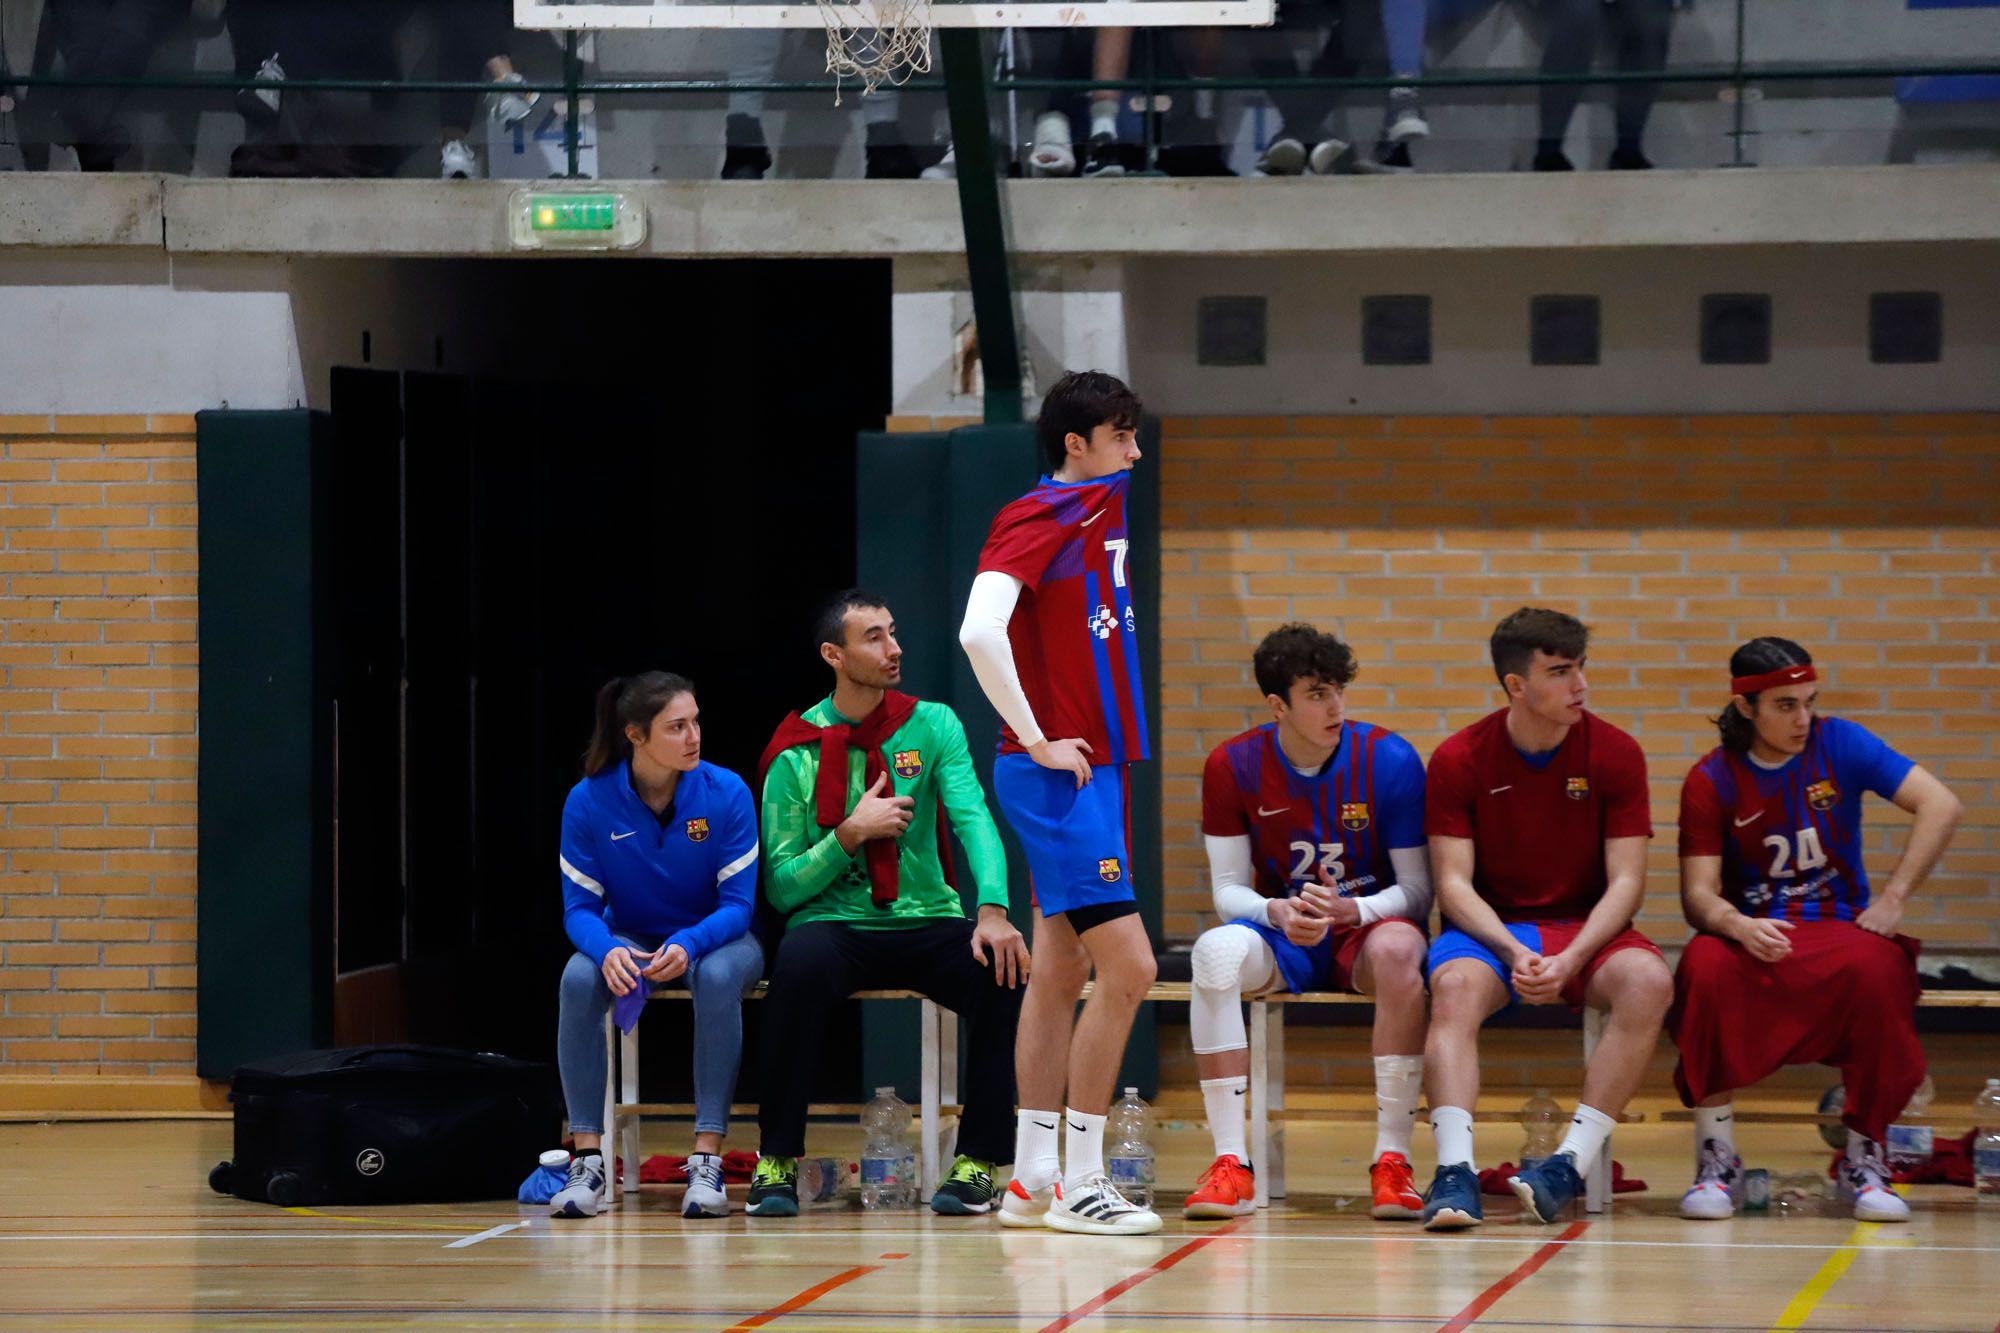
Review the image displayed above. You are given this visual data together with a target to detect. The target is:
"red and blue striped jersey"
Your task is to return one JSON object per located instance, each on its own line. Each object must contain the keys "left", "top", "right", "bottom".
{"left": 1201, "top": 721, "right": 1426, "bottom": 901}
{"left": 976, "top": 472, "right": 1149, "bottom": 765}
{"left": 1678, "top": 716, "right": 1915, "bottom": 922}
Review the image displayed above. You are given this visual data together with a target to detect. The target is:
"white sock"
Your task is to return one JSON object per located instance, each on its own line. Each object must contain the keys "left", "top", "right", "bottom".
{"left": 1089, "top": 101, "right": 1119, "bottom": 141}
{"left": 1201, "top": 1076, "right": 1249, "bottom": 1164}
{"left": 1012, "top": 1109, "right": 1061, "bottom": 1191}
{"left": 1373, "top": 1055, "right": 1423, "bottom": 1160}
{"left": 1846, "top": 1127, "right": 1877, "bottom": 1160}
{"left": 1063, "top": 1107, "right": 1107, "bottom": 1188}
{"left": 1558, "top": 1103, "right": 1617, "bottom": 1179}
{"left": 1431, "top": 1105, "right": 1475, "bottom": 1169}
{"left": 1695, "top": 1102, "right": 1736, "bottom": 1162}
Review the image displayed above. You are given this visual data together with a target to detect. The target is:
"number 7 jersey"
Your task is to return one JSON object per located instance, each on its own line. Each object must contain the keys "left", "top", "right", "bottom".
{"left": 1678, "top": 716, "right": 1916, "bottom": 921}
{"left": 975, "top": 471, "right": 1148, "bottom": 765}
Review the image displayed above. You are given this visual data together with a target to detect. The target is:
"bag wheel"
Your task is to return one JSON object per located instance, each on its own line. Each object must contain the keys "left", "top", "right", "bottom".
{"left": 208, "top": 1161, "right": 233, "bottom": 1195}
{"left": 265, "top": 1170, "right": 302, "bottom": 1206}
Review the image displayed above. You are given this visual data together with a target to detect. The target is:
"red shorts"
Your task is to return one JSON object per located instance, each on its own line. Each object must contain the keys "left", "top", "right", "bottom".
{"left": 1668, "top": 921, "right": 1924, "bottom": 1141}
{"left": 1330, "top": 917, "right": 1427, "bottom": 993}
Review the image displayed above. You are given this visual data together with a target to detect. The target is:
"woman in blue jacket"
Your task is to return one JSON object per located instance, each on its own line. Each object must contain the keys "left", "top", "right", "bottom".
{"left": 552, "top": 671, "right": 763, "bottom": 1221}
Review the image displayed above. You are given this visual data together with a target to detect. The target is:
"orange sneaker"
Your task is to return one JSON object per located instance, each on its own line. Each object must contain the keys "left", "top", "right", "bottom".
{"left": 1370, "top": 1151, "right": 1423, "bottom": 1220}
{"left": 1183, "top": 1153, "right": 1257, "bottom": 1219}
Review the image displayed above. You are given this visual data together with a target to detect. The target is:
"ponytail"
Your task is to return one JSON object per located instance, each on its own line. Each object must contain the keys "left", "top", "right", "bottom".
{"left": 1717, "top": 636, "right": 1812, "bottom": 752}
{"left": 582, "top": 671, "right": 696, "bottom": 775}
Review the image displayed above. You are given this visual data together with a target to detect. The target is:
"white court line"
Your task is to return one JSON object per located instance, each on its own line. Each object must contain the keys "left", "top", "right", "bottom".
{"left": 1, "top": 1229, "right": 1995, "bottom": 1254}
{"left": 444, "top": 1221, "right": 529, "bottom": 1249}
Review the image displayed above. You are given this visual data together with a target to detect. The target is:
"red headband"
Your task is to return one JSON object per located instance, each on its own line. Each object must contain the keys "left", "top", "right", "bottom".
{"left": 1732, "top": 665, "right": 1817, "bottom": 696}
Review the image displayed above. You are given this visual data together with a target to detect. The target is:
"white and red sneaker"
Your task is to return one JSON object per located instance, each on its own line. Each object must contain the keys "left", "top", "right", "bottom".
{"left": 998, "top": 1177, "right": 1054, "bottom": 1229}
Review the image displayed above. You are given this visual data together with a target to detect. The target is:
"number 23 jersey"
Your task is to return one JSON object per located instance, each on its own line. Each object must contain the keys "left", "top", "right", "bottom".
{"left": 1200, "top": 720, "right": 1426, "bottom": 903}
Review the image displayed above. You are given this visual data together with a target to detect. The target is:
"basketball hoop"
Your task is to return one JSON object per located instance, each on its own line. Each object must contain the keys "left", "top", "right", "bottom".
{"left": 815, "top": 0, "right": 933, "bottom": 102}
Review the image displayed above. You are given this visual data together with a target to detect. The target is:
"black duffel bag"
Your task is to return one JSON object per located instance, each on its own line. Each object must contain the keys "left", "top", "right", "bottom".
{"left": 209, "top": 1045, "right": 561, "bottom": 1206}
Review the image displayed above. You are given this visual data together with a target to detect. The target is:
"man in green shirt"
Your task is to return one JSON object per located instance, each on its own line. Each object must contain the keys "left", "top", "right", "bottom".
{"left": 748, "top": 588, "right": 1030, "bottom": 1217}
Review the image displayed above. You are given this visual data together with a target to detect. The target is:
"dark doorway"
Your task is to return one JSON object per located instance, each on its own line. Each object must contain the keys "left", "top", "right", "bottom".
{"left": 325, "top": 258, "right": 888, "bottom": 1106}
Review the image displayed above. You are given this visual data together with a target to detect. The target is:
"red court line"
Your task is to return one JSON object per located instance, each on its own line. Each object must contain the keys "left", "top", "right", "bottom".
{"left": 1437, "top": 1220, "right": 1590, "bottom": 1333}
{"left": 723, "top": 1263, "right": 884, "bottom": 1333}
{"left": 1038, "top": 1218, "right": 1251, "bottom": 1333}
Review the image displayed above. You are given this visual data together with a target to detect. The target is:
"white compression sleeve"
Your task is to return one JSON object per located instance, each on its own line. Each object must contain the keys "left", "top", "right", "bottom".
{"left": 957, "top": 571, "right": 1043, "bottom": 748}
{"left": 1354, "top": 843, "right": 1435, "bottom": 927}
{"left": 1206, "top": 834, "right": 1270, "bottom": 927}
{"left": 1189, "top": 923, "right": 1277, "bottom": 1054}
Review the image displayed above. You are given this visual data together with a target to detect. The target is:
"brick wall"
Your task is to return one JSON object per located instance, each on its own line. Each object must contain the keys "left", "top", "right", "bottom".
{"left": 0, "top": 415, "right": 199, "bottom": 1091}
{"left": 1156, "top": 412, "right": 2000, "bottom": 949}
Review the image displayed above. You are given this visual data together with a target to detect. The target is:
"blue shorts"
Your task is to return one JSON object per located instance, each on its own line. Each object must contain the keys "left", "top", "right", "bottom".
{"left": 1427, "top": 923, "right": 1545, "bottom": 1004}
{"left": 1427, "top": 920, "right": 1662, "bottom": 1009}
{"left": 993, "top": 754, "right": 1135, "bottom": 917}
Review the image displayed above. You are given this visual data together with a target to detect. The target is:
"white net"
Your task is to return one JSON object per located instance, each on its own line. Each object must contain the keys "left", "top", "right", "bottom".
{"left": 816, "top": 0, "right": 934, "bottom": 102}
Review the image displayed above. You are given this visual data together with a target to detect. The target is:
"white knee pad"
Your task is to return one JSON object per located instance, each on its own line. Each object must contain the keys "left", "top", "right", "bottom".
{"left": 1189, "top": 924, "right": 1276, "bottom": 1055}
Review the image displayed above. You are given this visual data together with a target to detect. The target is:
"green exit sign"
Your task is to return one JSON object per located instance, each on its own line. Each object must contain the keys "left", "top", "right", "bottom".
{"left": 508, "top": 189, "right": 646, "bottom": 251}
{"left": 530, "top": 194, "right": 616, "bottom": 232}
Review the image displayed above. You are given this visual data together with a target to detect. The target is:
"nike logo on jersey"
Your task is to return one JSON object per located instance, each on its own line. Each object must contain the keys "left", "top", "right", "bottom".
{"left": 1489, "top": 785, "right": 1512, "bottom": 795}
{"left": 610, "top": 831, "right": 636, "bottom": 841}
{"left": 1734, "top": 812, "right": 1764, "bottom": 828}
{"left": 1080, "top": 508, "right": 1108, "bottom": 527}
{"left": 1256, "top": 805, "right": 1292, "bottom": 817}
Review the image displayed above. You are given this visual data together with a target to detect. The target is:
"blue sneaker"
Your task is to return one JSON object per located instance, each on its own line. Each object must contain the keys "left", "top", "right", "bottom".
{"left": 1422, "top": 1163, "right": 1483, "bottom": 1231}
{"left": 1510, "top": 1151, "right": 1584, "bottom": 1223}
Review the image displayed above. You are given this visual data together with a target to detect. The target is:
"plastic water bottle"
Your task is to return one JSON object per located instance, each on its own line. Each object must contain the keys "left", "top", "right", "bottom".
{"left": 1973, "top": 1079, "right": 2000, "bottom": 1206}
{"left": 800, "top": 1156, "right": 846, "bottom": 1204}
{"left": 860, "top": 1087, "right": 915, "bottom": 1209}
{"left": 1106, "top": 1087, "right": 1157, "bottom": 1208}
{"left": 1885, "top": 1074, "right": 1936, "bottom": 1171}
{"left": 1519, "top": 1089, "right": 1563, "bottom": 1168}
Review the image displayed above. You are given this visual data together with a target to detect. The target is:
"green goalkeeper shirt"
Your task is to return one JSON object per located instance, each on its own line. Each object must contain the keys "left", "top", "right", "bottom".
{"left": 760, "top": 695, "right": 1010, "bottom": 930}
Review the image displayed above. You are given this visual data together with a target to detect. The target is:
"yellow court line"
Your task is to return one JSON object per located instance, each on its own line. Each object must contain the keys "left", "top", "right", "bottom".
{"left": 1769, "top": 1222, "right": 1872, "bottom": 1331}
{"left": 281, "top": 1206, "right": 484, "bottom": 1233}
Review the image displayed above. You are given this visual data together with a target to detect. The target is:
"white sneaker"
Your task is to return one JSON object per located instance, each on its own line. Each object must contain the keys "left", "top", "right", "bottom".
{"left": 682, "top": 1152, "right": 729, "bottom": 1219}
{"left": 1046, "top": 1174, "right": 1163, "bottom": 1235}
{"left": 1680, "top": 1138, "right": 1742, "bottom": 1220}
{"left": 1027, "top": 110, "right": 1076, "bottom": 177}
{"left": 1386, "top": 86, "right": 1430, "bottom": 142}
{"left": 440, "top": 138, "right": 478, "bottom": 179}
{"left": 1839, "top": 1140, "right": 1911, "bottom": 1223}
{"left": 550, "top": 1152, "right": 607, "bottom": 1219}
{"left": 1307, "top": 138, "right": 1350, "bottom": 174}
{"left": 998, "top": 1177, "right": 1054, "bottom": 1229}
{"left": 1254, "top": 137, "right": 1306, "bottom": 176}
{"left": 920, "top": 146, "right": 957, "bottom": 181}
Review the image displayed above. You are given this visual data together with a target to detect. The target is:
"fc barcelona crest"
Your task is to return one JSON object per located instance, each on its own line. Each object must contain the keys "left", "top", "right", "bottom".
{"left": 1806, "top": 778, "right": 1840, "bottom": 811}
{"left": 1097, "top": 858, "right": 1123, "bottom": 883}
{"left": 685, "top": 817, "right": 710, "bottom": 843}
{"left": 1341, "top": 802, "right": 1371, "bottom": 832}
{"left": 893, "top": 750, "right": 923, "bottom": 780}
{"left": 1566, "top": 777, "right": 1591, "bottom": 802}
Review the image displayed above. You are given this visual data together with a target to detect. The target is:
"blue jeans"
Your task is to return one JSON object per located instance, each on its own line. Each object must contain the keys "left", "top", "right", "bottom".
{"left": 557, "top": 931, "right": 765, "bottom": 1137}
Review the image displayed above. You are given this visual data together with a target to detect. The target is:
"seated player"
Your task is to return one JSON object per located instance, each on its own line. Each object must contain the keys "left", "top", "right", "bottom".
{"left": 1671, "top": 637, "right": 1962, "bottom": 1224}
{"left": 1182, "top": 623, "right": 1431, "bottom": 1220}
{"left": 554, "top": 672, "right": 765, "bottom": 1220}
{"left": 1420, "top": 607, "right": 1674, "bottom": 1229}
{"left": 749, "top": 590, "right": 1028, "bottom": 1217}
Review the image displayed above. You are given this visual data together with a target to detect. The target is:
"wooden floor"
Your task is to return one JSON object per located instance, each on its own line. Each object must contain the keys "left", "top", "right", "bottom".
{"left": 4, "top": 1116, "right": 1998, "bottom": 1331}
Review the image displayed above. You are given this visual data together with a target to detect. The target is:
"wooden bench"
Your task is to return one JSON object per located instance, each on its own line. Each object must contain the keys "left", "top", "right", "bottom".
{"left": 608, "top": 981, "right": 1995, "bottom": 1211}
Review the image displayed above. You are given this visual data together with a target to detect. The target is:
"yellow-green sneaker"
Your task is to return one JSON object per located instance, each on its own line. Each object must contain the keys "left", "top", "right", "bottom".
{"left": 930, "top": 1155, "right": 997, "bottom": 1215}
{"left": 747, "top": 1155, "right": 799, "bottom": 1217}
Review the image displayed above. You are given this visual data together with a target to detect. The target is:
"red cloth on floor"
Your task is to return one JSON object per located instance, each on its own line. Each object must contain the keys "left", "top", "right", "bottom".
{"left": 1877, "top": 1131, "right": 1977, "bottom": 1187}
{"left": 639, "top": 1149, "right": 759, "bottom": 1185}
{"left": 1477, "top": 1160, "right": 1645, "bottom": 1195}
{"left": 1669, "top": 922, "right": 1925, "bottom": 1144}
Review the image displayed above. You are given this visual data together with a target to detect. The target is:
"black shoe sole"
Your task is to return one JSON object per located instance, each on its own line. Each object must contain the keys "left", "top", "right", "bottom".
{"left": 930, "top": 1191, "right": 994, "bottom": 1215}
{"left": 747, "top": 1196, "right": 799, "bottom": 1217}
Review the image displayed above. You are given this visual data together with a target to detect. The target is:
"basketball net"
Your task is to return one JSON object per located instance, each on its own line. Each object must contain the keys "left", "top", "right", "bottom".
{"left": 816, "top": 0, "right": 933, "bottom": 102}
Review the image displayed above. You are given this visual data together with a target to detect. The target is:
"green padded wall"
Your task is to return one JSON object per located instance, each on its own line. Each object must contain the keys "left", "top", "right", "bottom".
{"left": 195, "top": 410, "right": 335, "bottom": 1078}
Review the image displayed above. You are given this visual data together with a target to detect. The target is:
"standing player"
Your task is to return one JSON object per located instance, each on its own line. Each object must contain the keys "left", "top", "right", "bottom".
{"left": 958, "top": 369, "right": 1161, "bottom": 1236}
{"left": 1181, "top": 624, "right": 1432, "bottom": 1221}
{"left": 1672, "top": 637, "right": 1962, "bottom": 1223}
{"left": 1420, "top": 607, "right": 1674, "bottom": 1229}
